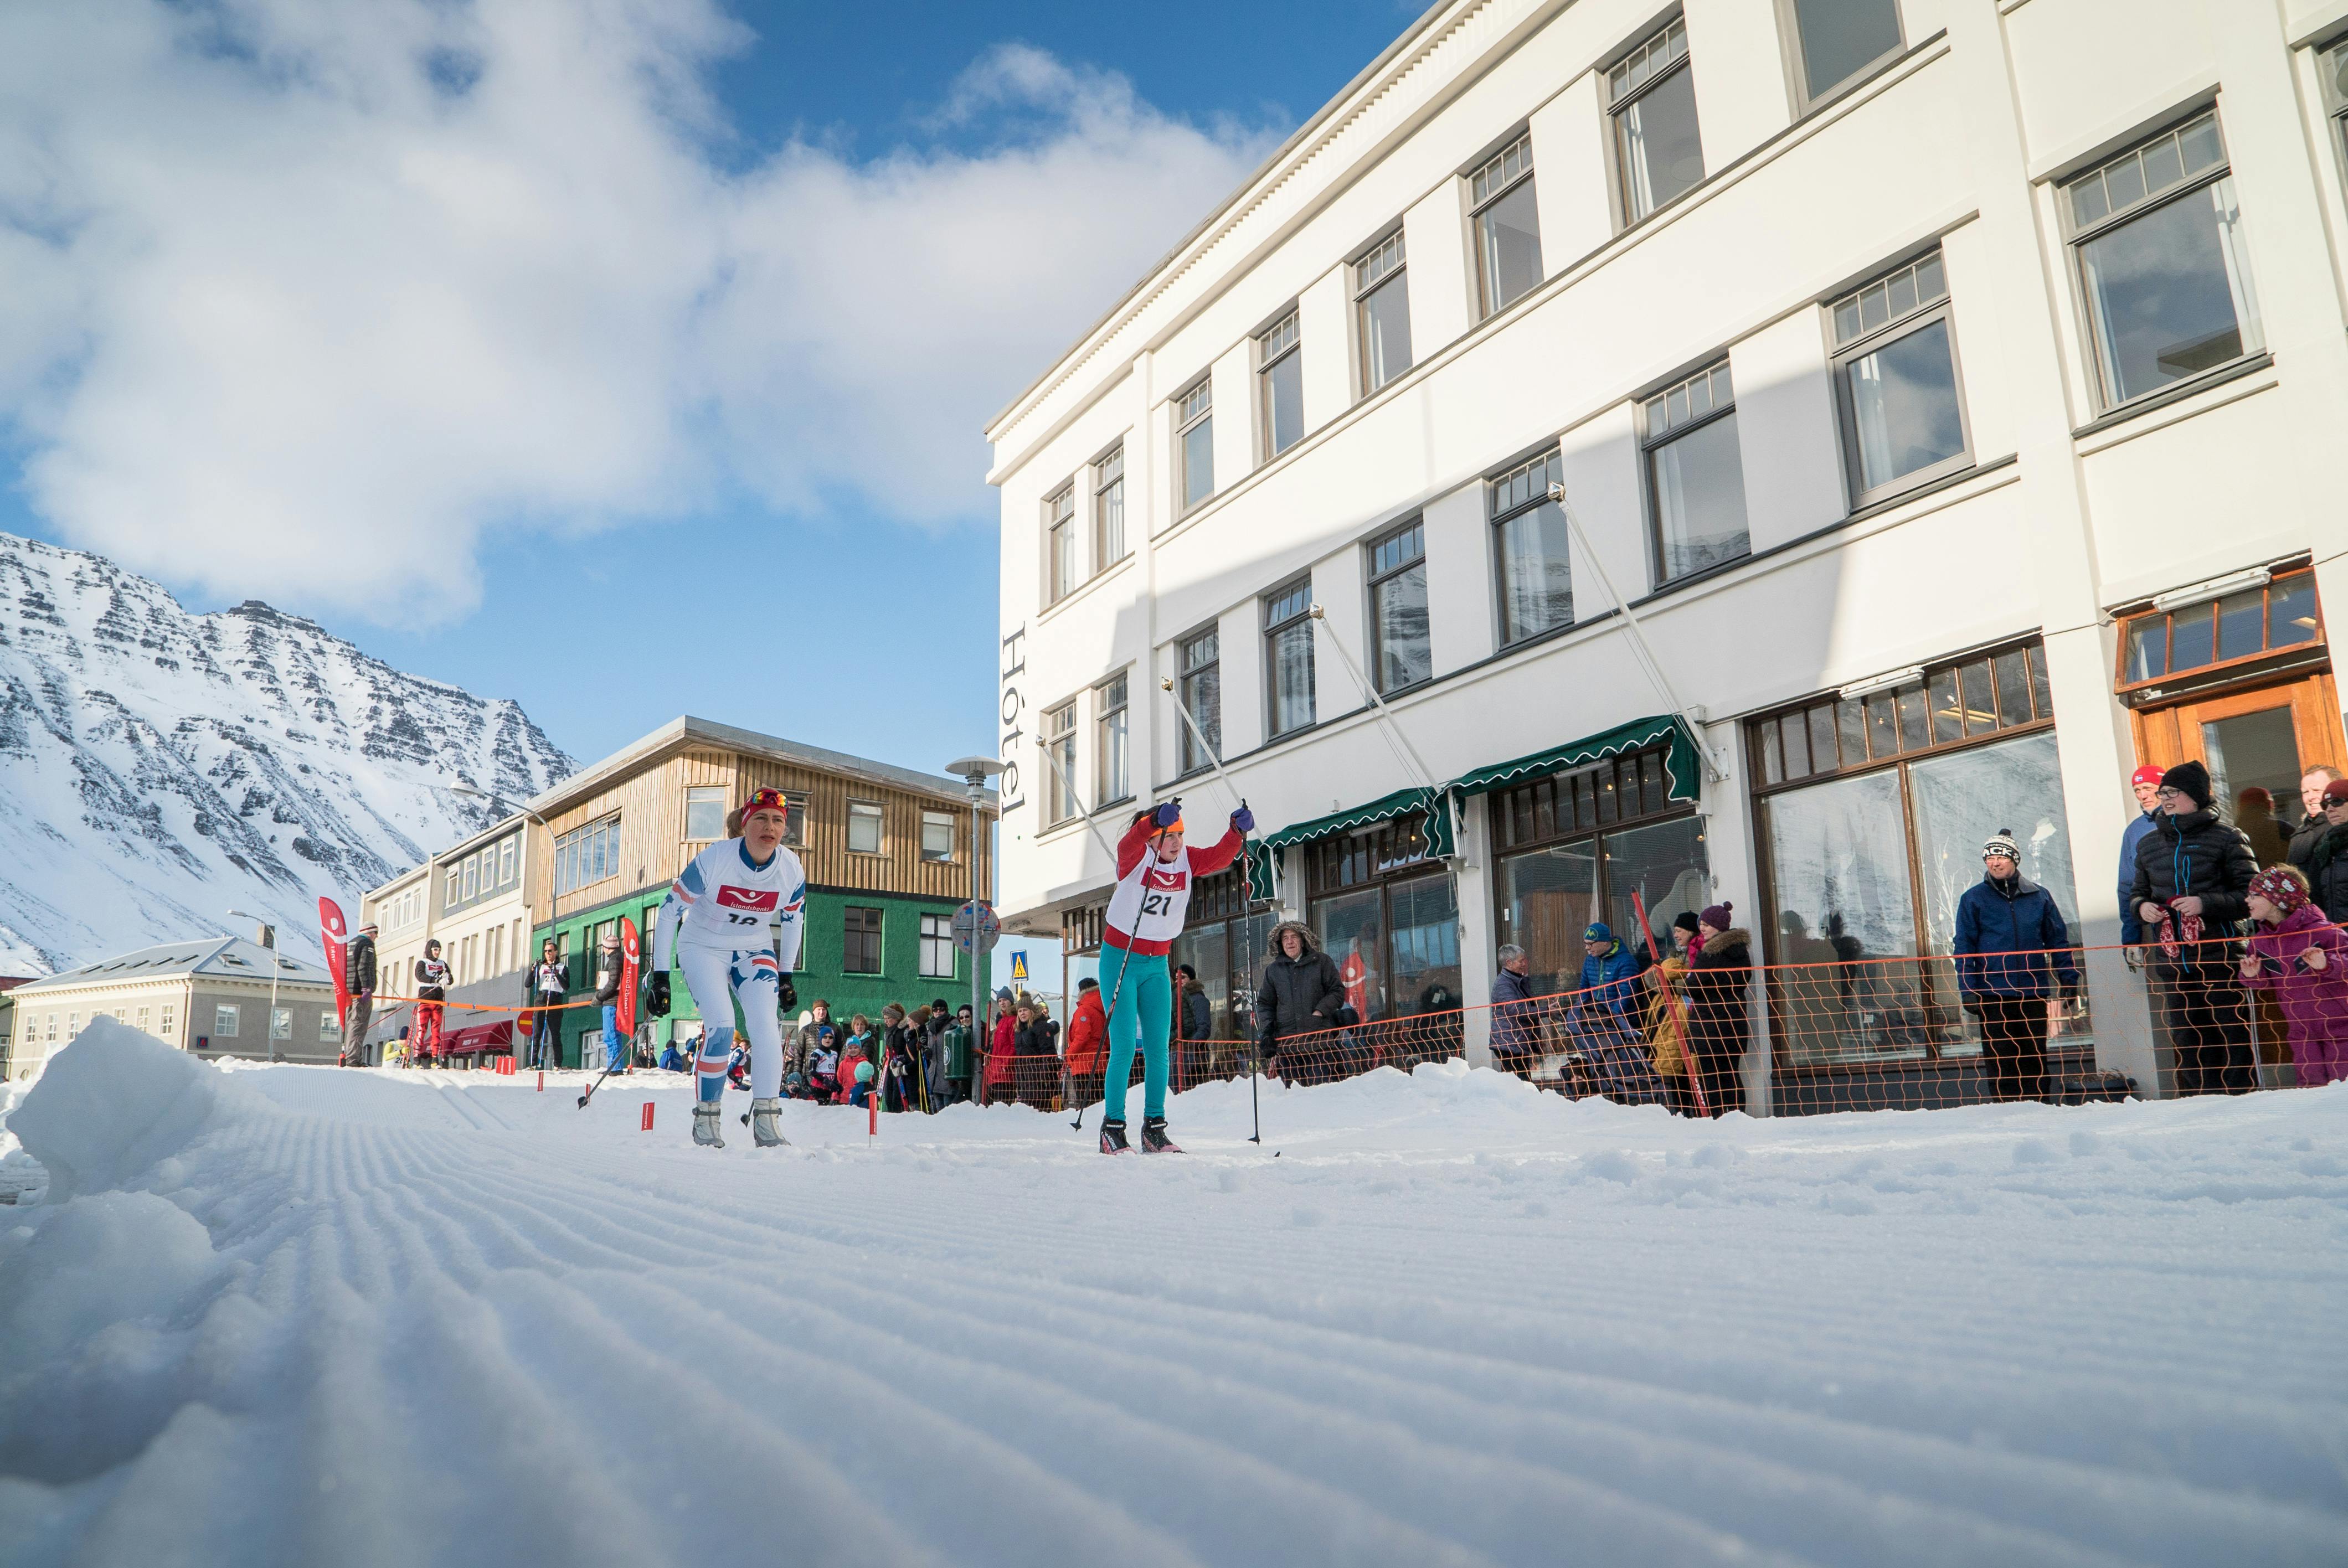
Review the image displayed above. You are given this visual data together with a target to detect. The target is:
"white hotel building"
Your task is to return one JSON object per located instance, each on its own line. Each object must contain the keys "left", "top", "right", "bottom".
{"left": 987, "top": 0, "right": 2348, "bottom": 1112}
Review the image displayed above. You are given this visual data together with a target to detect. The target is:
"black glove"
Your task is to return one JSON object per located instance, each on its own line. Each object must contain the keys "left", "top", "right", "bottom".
{"left": 777, "top": 974, "right": 797, "bottom": 1012}
{"left": 1230, "top": 804, "right": 1255, "bottom": 834}
{"left": 647, "top": 972, "right": 671, "bottom": 1018}
{"left": 1153, "top": 800, "right": 1183, "bottom": 829}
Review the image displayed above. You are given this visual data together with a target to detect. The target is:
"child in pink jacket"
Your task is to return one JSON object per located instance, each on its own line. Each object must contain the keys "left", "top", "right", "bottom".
{"left": 2238, "top": 865, "right": 2348, "bottom": 1086}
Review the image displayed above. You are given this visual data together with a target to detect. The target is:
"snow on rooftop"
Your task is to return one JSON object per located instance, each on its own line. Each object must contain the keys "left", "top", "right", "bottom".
{"left": 1, "top": 1020, "right": 2341, "bottom": 1565}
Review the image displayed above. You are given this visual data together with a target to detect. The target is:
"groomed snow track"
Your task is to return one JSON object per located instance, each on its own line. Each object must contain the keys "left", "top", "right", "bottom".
{"left": 1, "top": 1021, "right": 2342, "bottom": 1566}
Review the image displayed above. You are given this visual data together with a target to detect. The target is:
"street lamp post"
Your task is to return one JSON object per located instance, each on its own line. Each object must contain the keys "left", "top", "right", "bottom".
{"left": 945, "top": 756, "right": 1005, "bottom": 1093}
{"left": 225, "top": 907, "right": 282, "bottom": 1063}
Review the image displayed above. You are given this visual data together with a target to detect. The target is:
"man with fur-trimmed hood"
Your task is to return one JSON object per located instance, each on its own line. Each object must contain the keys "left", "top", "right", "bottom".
{"left": 1255, "top": 920, "right": 1346, "bottom": 1083}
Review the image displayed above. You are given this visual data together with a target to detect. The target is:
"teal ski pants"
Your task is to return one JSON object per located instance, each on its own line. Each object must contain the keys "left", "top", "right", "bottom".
{"left": 1098, "top": 941, "right": 1172, "bottom": 1124}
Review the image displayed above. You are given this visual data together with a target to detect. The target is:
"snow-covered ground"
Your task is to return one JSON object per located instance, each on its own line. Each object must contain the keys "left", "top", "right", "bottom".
{"left": 2, "top": 1021, "right": 2342, "bottom": 1567}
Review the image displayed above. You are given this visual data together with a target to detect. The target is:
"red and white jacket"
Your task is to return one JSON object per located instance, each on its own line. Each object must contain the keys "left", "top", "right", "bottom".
{"left": 1103, "top": 814, "right": 1244, "bottom": 956}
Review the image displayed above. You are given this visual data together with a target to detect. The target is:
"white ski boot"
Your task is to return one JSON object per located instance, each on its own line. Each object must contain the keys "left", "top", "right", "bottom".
{"left": 692, "top": 1103, "right": 725, "bottom": 1148}
{"left": 749, "top": 1097, "right": 790, "bottom": 1148}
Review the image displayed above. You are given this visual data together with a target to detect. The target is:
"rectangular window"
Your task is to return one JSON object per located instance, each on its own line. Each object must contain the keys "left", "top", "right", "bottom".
{"left": 1264, "top": 581, "right": 1316, "bottom": 738}
{"left": 1257, "top": 312, "right": 1304, "bottom": 460}
{"left": 1488, "top": 450, "right": 1574, "bottom": 644}
{"left": 2064, "top": 112, "right": 2262, "bottom": 411}
{"left": 920, "top": 810, "right": 956, "bottom": 863}
{"left": 1094, "top": 672, "right": 1130, "bottom": 806}
{"left": 1784, "top": 0, "right": 1904, "bottom": 110}
{"left": 320, "top": 1012, "right": 342, "bottom": 1043}
{"left": 1830, "top": 251, "right": 1969, "bottom": 506}
{"left": 684, "top": 785, "right": 727, "bottom": 842}
{"left": 1177, "top": 379, "right": 1214, "bottom": 512}
{"left": 1355, "top": 231, "right": 1412, "bottom": 394}
{"left": 2117, "top": 568, "right": 2320, "bottom": 688}
{"left": 498, "top": 837, "right": 516, "bottom": 888}
{"left": 1610, "top": 18, "right": 1703, "bottom": 224}
{"left": 1046, "top": 485, "right": 1077, "bottom": 604}
{"left": 160, "top": 1004, "right": 173, "bottom": 1039}
{"left": 1093, "top": 446, "right": 1126, "bottom": 568}
{"left": 66, "top": 1012, "right": 78, "bottom": 1039}
{"left": 271, "top": 1007, "right": 292, "bottom": 1042}
{"left": 136, "top": 1006, "right": 150, "bottom": 1033}
{"left": 847, "top": 800, "right": 884, "bottom": 855}
{"left": 1470, "top": 133, "right": 1542, "bottom": 318}
{"left": 1368, "top": 521, "right": 1431, "bottom": 693}
{"left": 2325, "top": 36, "right": 2348, "bottom": 198}
{"left": 462, "top": 855, "right": 479, "bottom": 902}
{"left": 446, "top": 868, "right": 461, "bottom": 908}
{"left": 843, "top": 906, "right": 884, "bottom": 974}
{"left": 1643, "top": 361, "right": 1748, "bottom": 581}
{"left": 1177, "top": 628, "right": 1221, "bottom": 776}
{"left": 919, "top": 914, "right": 955, "bottom": 978}
{"left": 45, "top": 1014, "right": 55, "bottom": 1043}
{"left": 215, "top": 1004, "right": 239, "bottom": 1039}
{"left": 552, "top": 815, "right": 621, "bottom": 896}
{"left": 1042, "top": 700, "right": 1078, "bottom": 824}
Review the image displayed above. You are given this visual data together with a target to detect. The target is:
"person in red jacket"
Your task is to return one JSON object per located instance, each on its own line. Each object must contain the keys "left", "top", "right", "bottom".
{"left": 1063, "top": 977, "right": 1107, "bottom": 1110}
{"left": 982, "top": 993, "right": 1018, "bottom": 1106}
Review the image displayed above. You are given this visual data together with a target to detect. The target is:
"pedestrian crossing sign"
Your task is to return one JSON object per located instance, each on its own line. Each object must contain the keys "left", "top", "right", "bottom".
{"left": 1011, "top": 952, "right": 1029, "bottom": 982}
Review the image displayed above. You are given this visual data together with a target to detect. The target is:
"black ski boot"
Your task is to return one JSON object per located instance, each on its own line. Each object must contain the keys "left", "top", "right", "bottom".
{"left": 1099, "top": 1117, "right": 1131, "bottom": 1154}
{"left": 1140, "top": 1116, "right": 1182, "bottom": 1154}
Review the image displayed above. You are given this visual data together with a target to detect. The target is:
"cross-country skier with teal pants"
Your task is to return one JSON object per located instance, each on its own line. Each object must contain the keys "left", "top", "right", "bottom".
{"left": 1096, "top": 800, "right": 1252, "bottom": 1153}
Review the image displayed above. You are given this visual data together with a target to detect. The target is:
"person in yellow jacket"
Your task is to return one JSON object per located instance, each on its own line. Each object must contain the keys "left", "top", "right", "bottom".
{"left": 1642, "top": 911, "right": 1702, "bottom": 1116}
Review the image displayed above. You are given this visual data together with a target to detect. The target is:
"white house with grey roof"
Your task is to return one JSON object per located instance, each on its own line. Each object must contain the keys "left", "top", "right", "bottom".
{"left": 6, "top": 933, "right": 338, "bottom": 1077}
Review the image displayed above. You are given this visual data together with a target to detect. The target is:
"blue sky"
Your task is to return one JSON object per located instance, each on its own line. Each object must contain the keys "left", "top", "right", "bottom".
{"left": 1, "top": 0, "right": 1416, "bottom": 791}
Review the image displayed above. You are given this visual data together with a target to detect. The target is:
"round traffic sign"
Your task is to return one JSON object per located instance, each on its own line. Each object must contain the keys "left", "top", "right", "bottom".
{"left": 951, "top": 900, "right": 1001, "bottom": 953}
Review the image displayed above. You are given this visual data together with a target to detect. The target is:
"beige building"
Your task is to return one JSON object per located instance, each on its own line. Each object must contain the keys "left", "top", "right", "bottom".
{"left": 363, "top": 813, "right": 537, "bottom": 1010}
{"left": 5, "top": 934, "right": 337, "bottom": 1076}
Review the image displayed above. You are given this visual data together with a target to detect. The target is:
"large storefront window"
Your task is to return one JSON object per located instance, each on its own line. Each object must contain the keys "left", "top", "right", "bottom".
{"left": 1753, "top": 640, "right": 2088, "bottom": 1070}
{"left": 1169, "top": 865, "right": 1273, "bottom": 1048}
{"left": 1306, "top": 814, "right": 1463, "bottom": 1063}
{"left": 1491, "top": 745, "right": 1707, "bottom": 996}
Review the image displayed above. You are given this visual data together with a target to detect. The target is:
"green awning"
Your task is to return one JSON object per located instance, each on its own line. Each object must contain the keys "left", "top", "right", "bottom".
{"left": 1258, "top": 786, "right": 1458, "bottom": 860}
{"left": 1243, "top": 842, "right": 1281, "bottom": 905}
{"left": 1447, "top": 714, "right": 1702, "bottom": 804}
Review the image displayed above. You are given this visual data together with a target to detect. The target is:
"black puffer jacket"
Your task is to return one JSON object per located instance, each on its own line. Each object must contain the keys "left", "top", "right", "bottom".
{"left": 2299, "top": 822, "right": 2348, "bottom": 923}
{"left": 344, "top": 932, "right": 377, "bottom": 996}
{"left": 1256, "top": 921, "right": 1345, "bottom": 1043}
{"left": 1683, "top": 927, "right": 1753, "bottom": 1059}
{"left": 2126, "top": 808, "right": 2257, "bottom": 941}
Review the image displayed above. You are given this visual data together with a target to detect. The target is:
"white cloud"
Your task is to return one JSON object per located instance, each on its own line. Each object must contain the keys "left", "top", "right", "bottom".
{"left": 0, "top": 4, "right": 1273, "bottom": 620}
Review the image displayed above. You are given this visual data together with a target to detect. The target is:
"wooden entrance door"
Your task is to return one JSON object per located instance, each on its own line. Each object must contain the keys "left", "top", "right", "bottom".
{"left": 2134, "top": 672, "right": 2341, "bottom": 824}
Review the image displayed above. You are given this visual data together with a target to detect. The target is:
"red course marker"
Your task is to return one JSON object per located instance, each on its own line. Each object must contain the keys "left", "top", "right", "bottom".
{"left": 641, "top": 1102, "right": 655, "bottom": 1133}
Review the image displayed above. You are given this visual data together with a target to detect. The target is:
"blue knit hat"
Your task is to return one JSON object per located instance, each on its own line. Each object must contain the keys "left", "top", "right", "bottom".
{"left": 1584, "top": 921, "right": 1615, "bottom": 947}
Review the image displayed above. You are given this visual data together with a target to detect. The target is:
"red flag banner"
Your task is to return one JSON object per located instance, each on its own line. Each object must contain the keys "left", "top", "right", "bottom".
{"left": 618, "top": 916, "right": 641, "bottom": 1038}
{"left": 319, "top": 897, "right": 351, "bottom": 1026}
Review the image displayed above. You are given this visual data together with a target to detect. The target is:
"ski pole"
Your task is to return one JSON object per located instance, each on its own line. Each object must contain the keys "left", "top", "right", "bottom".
{"left": 1162, "top": 679, "right": 1274, "bottom": 911}
{"left": 1249, "top": 1033, "right": 1264, "bottom": 1144}
{"left": 1036, "top": 739, "right": 1137, "bottom": 1134}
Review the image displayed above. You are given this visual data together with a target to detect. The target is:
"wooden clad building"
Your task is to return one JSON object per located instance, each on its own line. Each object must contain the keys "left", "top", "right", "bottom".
{"left": 527, "top": 716, "right": 998, "bottom": 1065}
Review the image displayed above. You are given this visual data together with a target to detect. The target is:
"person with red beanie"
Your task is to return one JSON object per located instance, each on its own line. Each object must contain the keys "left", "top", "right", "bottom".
{"left": 2119, "top": 764, "right": 2165, "bottom": 946}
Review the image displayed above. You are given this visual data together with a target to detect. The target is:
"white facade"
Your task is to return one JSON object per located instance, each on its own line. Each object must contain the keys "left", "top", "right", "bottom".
{"left": 989, "top": 0, "right": 2348, "bottom": 1110}
{"left": 362, "top": 815, "right": 535, "bottom": 1001}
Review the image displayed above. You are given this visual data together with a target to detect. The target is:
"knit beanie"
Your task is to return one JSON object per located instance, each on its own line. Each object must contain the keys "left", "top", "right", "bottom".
{"left": 1672, "top": 911, "right": 1702, "bottom": 935}
{"left": 2130, "top": 765, "right": 2164, "bottom": 788}
{"left": 1583, "top": 921, "right": 1615, "bottom": 948}
{"left": 1698, "top": 901, "right": 1734, "bottom": 932}
{"left": 2159, "top": 760, "right": 2212, "bottom": 810}
{"left": 1982, "top": 829, "right": 2021, "bottom": 862}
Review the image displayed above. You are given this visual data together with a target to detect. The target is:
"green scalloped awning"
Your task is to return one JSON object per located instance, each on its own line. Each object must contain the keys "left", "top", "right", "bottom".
{"left": 1243, "top": 842, "right": 1281, "bottom": 904}
{"left": 1447, "top": 714, "right": 1702, "bottom": 803}
{"left": 1257, "top": 786, "right": 1457, "bottom": 861}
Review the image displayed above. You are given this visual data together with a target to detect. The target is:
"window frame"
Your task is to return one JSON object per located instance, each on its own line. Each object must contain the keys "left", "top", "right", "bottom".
{"left": 1175, "top": 376, "right": 1214, "bottom": 514}
{"left": 1353, "top": 229, "right": 1411, "bottom": 397}
{"left": 1487, "top": 447, "right": 1575, "bottom": 648}
{"left": 214, "top": 1004, "right": 239, "bottom": 1039}
{"left": 2324, "top": 34, "right": 2348, "bottom": 195}
{"left": 1263, "top": 579, "right": 1317, "bottom": 740}
{"left": 1827, "top": 251, "right": 1973, "bottom": 510}
{"left": 918, "top": 913, "right": 956, "bottom": 979}
{"left": 1041, "top": 699, "right": 1079, "bottom": 826}
{"left": 846, "top": 798, "right": 885, "bottom": 856}
{"left": 1093, "top": 670, "right": 1131, "bottom": 808}
{"left": 1045, "top": 483, "right": 1077, "bottom": 605}
{"left": 2113, "top": 567, "right": 2324, "bottom": 694}
{"left": 919, "top": 809, "right": 956, "bottom": 864}
{"left": 843, "top": 905, "right": 884, "bottom": 975}
{"left": 1255, "top": 311, "right": 1304, "bottom": 462}
{"left": 1640, "top": 360, "right": 1749, "bottom": 584}
{"left": 1177, "top": 626, "right": 1222, "bottom": 776}
{"left": 1779, "top": 0, "right": 1906, "bottom": 115}
{"left": 1468, "top": 132, "right": 1541, "bottom": 319}
{"left": 1608, "top": 15, "right": 1702, "bottom": 227}
{"left": 2058, "top": 110, "right": 2260, "bottom": 414}
{"left": 1366, "top": 518, "right": 1431, "bottom": 696}
{"left": 1092, "top": 445, "right": 1126, "bottom": 570}
{"left": 683, "top": 785, "right": 727, "bottom": 843}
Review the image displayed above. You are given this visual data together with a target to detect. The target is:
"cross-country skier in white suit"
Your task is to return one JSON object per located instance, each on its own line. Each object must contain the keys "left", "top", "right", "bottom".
{"left": 648, "top": 788, "right": 805, "bottom": 1148}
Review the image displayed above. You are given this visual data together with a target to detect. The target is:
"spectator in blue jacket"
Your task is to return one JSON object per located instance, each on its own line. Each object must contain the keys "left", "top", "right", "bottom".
{"left": 1956, "top": 829, "right": 2079, "bottom": 1102}
{"left": 2118, "top": 765, "right": 2164, "bottom": 945}
{"left": 1567, "top": 922, "right": 1647, "bottom": 1042}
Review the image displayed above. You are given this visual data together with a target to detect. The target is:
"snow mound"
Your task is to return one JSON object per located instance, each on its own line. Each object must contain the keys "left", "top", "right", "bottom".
{"left": 9, "top": 1018, "right": 236, "bottom": 1201}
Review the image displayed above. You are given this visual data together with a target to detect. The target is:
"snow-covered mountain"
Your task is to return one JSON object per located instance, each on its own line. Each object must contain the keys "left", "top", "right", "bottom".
{"left": 0, "top": 531, "right": 573, "bottom": 975}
